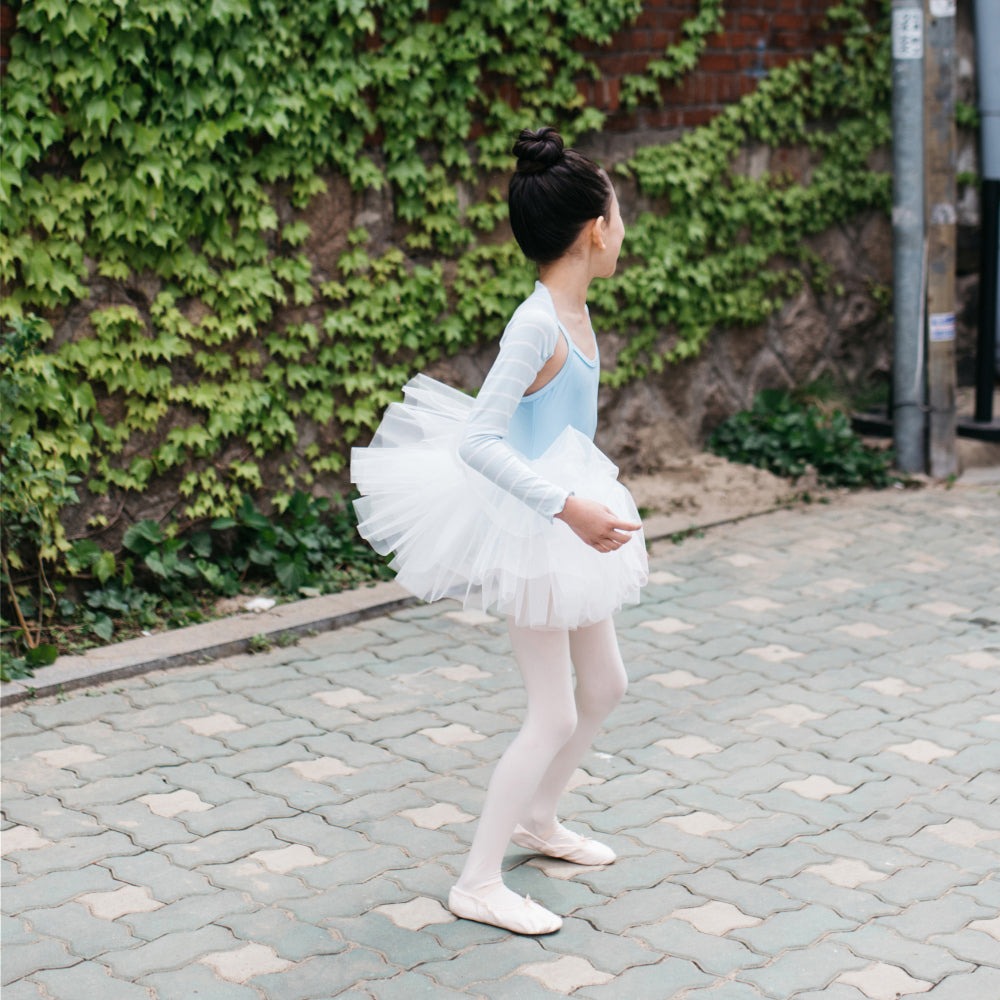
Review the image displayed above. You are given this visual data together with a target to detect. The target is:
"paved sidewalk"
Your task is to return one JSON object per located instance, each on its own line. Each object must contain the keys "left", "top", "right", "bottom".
{"left": 2, "top": 482, "right": 999, "bottom": 1000}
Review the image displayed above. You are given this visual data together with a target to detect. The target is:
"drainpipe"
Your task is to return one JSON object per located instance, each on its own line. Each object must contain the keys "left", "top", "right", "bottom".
{"left": 891, "top": 0, "right": 926, "bottom": 473}
{"left": 974, "top": 0, "right": 999, "bottom": 423}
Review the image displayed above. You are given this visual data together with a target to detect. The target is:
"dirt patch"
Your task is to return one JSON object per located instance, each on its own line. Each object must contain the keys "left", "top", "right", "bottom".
{"left": 622, "top": 452, "right": 831, "bottom": 539}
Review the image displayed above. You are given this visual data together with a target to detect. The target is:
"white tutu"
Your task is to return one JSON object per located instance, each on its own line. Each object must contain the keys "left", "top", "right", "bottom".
{"left": 351, "top": 375, "right": 648, "bottom": 630}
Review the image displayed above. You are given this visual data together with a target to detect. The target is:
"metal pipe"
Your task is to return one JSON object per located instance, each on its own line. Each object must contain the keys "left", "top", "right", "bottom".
{"left": 974, "top": 0, "right": 1000, "bottom": 422}
{"left": 891, "top": 0, "right": 926, "bottom": 473}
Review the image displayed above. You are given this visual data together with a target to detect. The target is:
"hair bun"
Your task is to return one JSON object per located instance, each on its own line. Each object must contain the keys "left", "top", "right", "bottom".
{"left": 513, "top": 127, "right": 564, "bottom": 175}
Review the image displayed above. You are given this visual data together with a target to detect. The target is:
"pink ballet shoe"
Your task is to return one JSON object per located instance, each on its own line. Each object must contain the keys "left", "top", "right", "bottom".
{"left": 512, "top": 823, "right": 616, "bottom": 866}
{"left": 448, "top": 885, "right": 562, "bottom": 935}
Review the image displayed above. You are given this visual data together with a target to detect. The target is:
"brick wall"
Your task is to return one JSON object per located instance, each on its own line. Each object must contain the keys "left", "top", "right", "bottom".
{"left": 576, "top": 0, "right": 846, "bottom": 130}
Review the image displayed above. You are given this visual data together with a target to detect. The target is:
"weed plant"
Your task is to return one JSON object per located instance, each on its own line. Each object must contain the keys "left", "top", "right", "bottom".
{"left": 1, "top": 490, "right": 392, "bottom": 682}
{"left": 708, "top": 389, "right": 896, "bottom": 489}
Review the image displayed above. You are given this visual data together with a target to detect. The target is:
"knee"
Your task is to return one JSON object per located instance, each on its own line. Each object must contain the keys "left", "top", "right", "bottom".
{"left": 579, "top": 662, "right": 627, "bottom": 716}
{"left": 525, "top": 703, "right": 578, "bottom": 755}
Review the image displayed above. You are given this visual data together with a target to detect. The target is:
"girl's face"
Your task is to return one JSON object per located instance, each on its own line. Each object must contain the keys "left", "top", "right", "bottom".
{"left": 593, "top": 186, "right": 625, "bottom": 279}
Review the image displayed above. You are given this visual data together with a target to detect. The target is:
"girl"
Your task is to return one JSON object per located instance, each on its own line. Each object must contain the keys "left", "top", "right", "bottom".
{"left": 351, "top": 126, "right": 648, "bottom": 935}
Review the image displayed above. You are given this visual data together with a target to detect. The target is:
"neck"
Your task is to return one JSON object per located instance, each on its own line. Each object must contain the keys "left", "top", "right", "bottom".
{"left": 538, "top": 257, "right": 591, "bottom": 316}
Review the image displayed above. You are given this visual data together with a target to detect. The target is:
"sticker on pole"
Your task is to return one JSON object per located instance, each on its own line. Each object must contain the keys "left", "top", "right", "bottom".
{"left": 929, "top": 313, "right": 955, "bottom": 342}
{"left": 929, "top": 0, "right": 956, "bottom": 16}
{"left": 892, "top": 8, "right": 923, "bottom": 60}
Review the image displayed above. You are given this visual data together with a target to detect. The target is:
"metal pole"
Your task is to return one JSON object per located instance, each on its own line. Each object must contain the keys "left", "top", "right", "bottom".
{"left": 892, "top": 0, "right": 926, "bottom": 473}
{"left": 974, "top": 0, "right": 999, "bottom": 423}
{"left": 924, "top": 0, "right": 958, "bottom": 478}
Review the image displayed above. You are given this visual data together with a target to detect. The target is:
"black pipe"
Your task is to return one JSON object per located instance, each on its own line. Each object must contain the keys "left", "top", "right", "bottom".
{"left": 976, "top": 179, "right": 998, "bottom": 424}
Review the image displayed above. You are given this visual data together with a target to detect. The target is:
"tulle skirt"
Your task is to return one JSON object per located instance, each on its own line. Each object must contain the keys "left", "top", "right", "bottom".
{"left": 350, "top": 375, "right": 648, "bottom": 630}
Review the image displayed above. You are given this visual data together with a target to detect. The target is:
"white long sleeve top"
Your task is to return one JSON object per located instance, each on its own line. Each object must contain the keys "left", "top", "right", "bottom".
{"left": 458, "top": 282, "right": 600, "bottom": 521}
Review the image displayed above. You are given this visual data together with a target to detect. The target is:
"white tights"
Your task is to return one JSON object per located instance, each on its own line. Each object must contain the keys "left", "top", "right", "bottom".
{"left": 454, "top": 616, "right": 627, "bottom": 894}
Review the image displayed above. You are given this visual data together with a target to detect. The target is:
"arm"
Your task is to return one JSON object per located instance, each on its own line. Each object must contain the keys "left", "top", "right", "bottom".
{"left": 458, "top": 306, "right": 569, "bottom": 521}
{"left": 459, "top": 302, "right": 641, "bottom": 549}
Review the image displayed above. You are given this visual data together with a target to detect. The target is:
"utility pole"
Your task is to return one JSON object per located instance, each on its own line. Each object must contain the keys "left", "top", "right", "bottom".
{"left": 973, "top": 0, "right": 999, "bottom": 426}
{"left": 891, "top": 0, "right": 926, "bottom": 474}
{"left": 924, "top": 0, "right": 958, "bottom": 478}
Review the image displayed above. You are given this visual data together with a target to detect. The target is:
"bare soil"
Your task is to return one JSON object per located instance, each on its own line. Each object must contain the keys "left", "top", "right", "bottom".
{"left": 622, "top": 453, "right": 831, "bottom": 539}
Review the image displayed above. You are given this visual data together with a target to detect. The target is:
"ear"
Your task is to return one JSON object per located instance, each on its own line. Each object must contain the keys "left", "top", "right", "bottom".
{"left": 591, "top": 216, "right": 607, "bottom": 251}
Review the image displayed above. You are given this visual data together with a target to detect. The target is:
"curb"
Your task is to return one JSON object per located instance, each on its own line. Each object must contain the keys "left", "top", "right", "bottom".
{"left": 4, "top": 473, "right": 994, "bottom": 708}
{"left": 0, "top": 581, "right": 416, "bottom": 707}
{"left": 0, "top": 502, "right": 806, "bottom": 707}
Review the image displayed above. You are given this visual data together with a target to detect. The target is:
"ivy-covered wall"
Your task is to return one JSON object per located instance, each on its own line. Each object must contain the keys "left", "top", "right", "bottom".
{"left": 2, "top": 0, "right": 919, "bottom": 567}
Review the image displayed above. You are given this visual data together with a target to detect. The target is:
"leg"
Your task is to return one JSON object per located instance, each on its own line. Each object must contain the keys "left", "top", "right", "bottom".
{"left": 450, "top": 621, "right": 578, "bottom": 933}
{"left": 519, "top": 616, "right": 627, "bottom": 837}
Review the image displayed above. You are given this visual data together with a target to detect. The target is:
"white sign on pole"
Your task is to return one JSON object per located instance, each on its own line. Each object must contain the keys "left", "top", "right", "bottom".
{"left": 892, "top": 8, "right": 923, "bottom": 60}
{"left": 929, "top": 313, "right": 956, "bottom": 342}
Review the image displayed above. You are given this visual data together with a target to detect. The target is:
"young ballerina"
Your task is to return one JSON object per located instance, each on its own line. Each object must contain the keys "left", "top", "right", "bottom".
{"left": 351, "top": 126, "right": 648, "bottom": 935}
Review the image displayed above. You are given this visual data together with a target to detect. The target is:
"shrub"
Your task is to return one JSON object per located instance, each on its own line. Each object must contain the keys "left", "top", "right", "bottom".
{"left": 708, "top": 389, "right": 896, "bottom": 489}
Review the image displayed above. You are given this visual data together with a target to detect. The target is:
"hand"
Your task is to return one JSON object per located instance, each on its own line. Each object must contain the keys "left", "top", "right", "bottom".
{"left": 555, "top": 496, "right": 641, "bottom": 553}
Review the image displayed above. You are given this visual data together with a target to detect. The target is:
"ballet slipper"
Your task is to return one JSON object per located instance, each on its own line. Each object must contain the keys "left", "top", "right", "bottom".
{"left": 511, "top": 823, "right": 616, "bottom": 866}
{"left": 448, "top": 885, "right": 562, "bottom": 935}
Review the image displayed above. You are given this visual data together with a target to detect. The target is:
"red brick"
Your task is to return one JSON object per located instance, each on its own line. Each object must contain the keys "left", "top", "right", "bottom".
{"left": 739, "top": 13, "right": 768, "bottom": 30}
{"left": 605, "top": 77, "right": 621, "bottom": 111}
{"left": 773, "top": 12, "right": 806, "bottom": 29}
{"left": 650, "top": 29, "right": 675, "bottom": 50}
{"left": 622, "top": 52, "right": 650, "bottom": 74}
{"left": 775, "top": 31, "right": 807, "bottom": 50}
{"left": 682, "top": 107, "right": 719, "bottom": 127}
{"left": 628, "top": 27, "right": 653, "bottom": 53}
{"left": 716, "top": 75, "right": 744, "bottom": 103}
{"left": 0, "top": 5, "right": 16, "bottom": 31}
{"left": 700, "top": 53, "right": 739, "bottom": 72}
{"left": 606, "top": 111, "right": 639, "bottom": 132}
{"left": 652, "top": 11, "right": 687, "bottom": 30}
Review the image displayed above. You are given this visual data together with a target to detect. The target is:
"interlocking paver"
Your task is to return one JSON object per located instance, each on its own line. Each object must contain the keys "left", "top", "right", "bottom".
{"left": 251, "top": 948, "right": 397, "bottom": 997}
{"left": 7, "top": 831, "right": 142, "bottom": 877}
{"left": 138, "top": 964, "right": 263, "bottom": 1000}
{"left": 23, "top": 899, "right": 139, "bottom": 955}
{"left": 32, "top": 961, "right": 152, "bottom": 1000}
{"left": 736, "top": 941, "right": 870, "bottom": 997}
{"left": 831, "top": 923, "right": 976, "bottom": 981}
{"left": 100, "top": 925, "right": 241, "bottom": 979}
{"left": 1, "top": 938, "right": 79, "bottom": 986}
{"left": 2, "top": 795, "right": 102, "bottom": 840}
{"left": 158, "top": 826, "right": 290, "bottom": 868}
{"left": 100, "top": 852, "right": 215, "bottom": 903}
{"left": 632, "top": 918, "right": 768, "bottom": 977}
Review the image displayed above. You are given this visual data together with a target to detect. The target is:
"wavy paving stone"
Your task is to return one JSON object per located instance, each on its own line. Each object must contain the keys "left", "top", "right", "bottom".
{"left": 2, "top": 483, "right": 998, "bottom": 996}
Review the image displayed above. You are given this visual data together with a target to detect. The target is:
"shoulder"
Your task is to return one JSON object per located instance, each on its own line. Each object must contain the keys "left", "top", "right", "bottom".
{"left": 500, "top": 284, "right": 560, "bottom": 359}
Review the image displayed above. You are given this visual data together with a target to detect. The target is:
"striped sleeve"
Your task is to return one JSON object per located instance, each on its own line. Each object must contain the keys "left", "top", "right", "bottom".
{"left": 457, "top": 306, "right": 569, "bottom": 521}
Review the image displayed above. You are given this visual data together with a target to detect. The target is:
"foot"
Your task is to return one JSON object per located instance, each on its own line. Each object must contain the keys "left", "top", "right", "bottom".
{"left": 512, "top": 822, "right": 616, "bottom": 866}
{"left": 448, "top": 883, "right": 562, "bottom": 935}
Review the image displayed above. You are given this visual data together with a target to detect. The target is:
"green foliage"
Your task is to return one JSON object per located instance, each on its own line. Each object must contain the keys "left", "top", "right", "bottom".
{"left": 1, "top": 490, "right": 392, "bottom": 674}
{"left": 708, "top": 389, "right": 896, "bottom": 489}
{"left": 1, "top": 315, "right": 88, "bottom": 567}
{"left": 955, "top": 100, "right": 980, "bottom": 130}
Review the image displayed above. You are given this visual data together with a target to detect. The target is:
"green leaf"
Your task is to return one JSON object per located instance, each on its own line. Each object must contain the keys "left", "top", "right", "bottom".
{"left": 25, "top": 643, "right": 59, "bottom": 667}
{"left": 123, "top": 520, "right": 164, "bottom": 555}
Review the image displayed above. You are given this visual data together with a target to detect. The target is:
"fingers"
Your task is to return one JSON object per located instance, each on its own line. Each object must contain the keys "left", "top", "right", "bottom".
{"left": 593, "top": 529, "right": 637, "bottom": 552}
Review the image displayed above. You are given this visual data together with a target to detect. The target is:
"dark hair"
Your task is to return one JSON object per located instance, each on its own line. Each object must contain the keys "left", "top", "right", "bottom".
{"left": 508, "top": 127, "right": 612, "bottom": 265}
